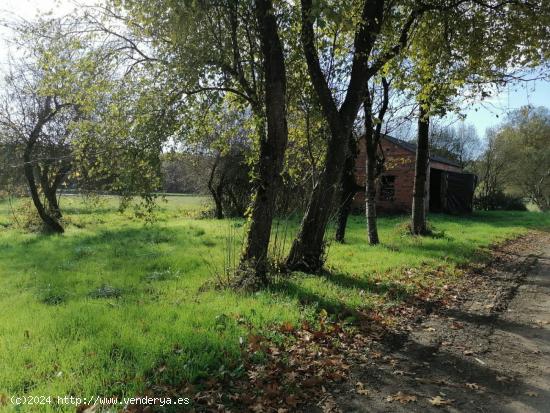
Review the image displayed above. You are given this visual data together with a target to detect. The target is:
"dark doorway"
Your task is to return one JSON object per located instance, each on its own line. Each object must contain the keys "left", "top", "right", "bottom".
{"left": 429, "top": 168, "right": 443, "bottom": 212}
{"left": 445, "top": 171, "right": 477, "bottom": 213}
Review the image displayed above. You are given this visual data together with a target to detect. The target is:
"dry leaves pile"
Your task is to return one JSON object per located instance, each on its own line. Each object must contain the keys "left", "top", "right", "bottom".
{"left": 188, "top": 321, "right": 374, "bottom": 412}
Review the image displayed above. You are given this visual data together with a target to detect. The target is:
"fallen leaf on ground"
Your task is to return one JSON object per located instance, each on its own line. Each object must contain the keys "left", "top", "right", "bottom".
{"left": 355, "top": 381, "right": 369, "bottom": 396}
{"left": 285, "top": 371, "right": 298, "bottom": 382}
{"left": 386, "top": 391, "right": 417, "bottom": 404}
{"left": 320, "top": 397, "right": 340, "bottom": 412}
{"left": 303, "top": 376, "right": 322, "bottom": 387}
{"left": 251, "top": 403, "right": 265, "bottom": 412}
{"left": 265, "top": 382, "right": 280, "bottom": 397}
{"left": 280, "top": 321, "right": 295, "bottom": 333}
{"left": 428, "top": 396, "right": 454, "bottom": 406}
{"left": 285, "top": 395, "right": 298, "bottom": 407}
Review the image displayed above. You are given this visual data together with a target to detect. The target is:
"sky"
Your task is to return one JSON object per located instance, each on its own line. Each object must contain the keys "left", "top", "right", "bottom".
{"left": 1, "top": 0, "right": 549, "bottom": 138}
{"left": 457, "top": 79, "right": 550, "bottom": 135}
{"left": 0, "top": 0, "right": 90, "bottom": 66}
{"left": 0, "top": 0, "right": 82, "bottom": 24}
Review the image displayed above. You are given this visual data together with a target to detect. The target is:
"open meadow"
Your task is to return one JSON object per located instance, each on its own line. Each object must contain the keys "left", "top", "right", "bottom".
{"left": 0, "top": 195, "right": 549, "bottom": 411}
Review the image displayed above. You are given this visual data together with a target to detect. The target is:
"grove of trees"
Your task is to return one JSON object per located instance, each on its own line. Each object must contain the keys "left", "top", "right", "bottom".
{"left": 0, "top": 0, "right": 549, "bottom": 283}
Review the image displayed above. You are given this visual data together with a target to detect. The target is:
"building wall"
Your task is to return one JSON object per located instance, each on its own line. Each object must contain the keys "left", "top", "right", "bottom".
{"left": 353, "top": 137, "right": 462, "bottom": 213}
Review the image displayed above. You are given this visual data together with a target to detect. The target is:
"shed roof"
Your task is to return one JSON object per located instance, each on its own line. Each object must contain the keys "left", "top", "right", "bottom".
{"left": 382, "top": 135, "right": 462, "bottom": 168}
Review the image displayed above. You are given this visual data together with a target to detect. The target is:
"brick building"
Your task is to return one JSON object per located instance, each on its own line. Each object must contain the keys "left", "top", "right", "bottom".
{"left": 353, "top": 135, "right": 476, "bottom": 214}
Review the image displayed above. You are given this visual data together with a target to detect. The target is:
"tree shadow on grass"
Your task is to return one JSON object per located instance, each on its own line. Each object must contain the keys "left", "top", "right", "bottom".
{"left": 430, "top": 211, "right": 550, "bottom": 230}
{"left": 269, "top": 269, "right": 416, "bottom": 318}
{"left": 401, "top": 240, "right": 493, "bottom": 264}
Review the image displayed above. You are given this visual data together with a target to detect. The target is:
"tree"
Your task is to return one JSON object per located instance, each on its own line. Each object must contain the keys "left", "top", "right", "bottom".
{"left": 0, "top": 18, "right": 107, "bottom": 233}
{"left": 206, "top": 150, "right": 251, "bottom": 219}
{"left": 471, "top": 128, "right": 508, "bottom": 210}
{"left": 286, "top": 0, "right": 428, "bottom": 271}
{"left": 362, "top": 77, "right": 390, "bottom": 245}
{"left": 335, "top": 73, "right": 414, "bottom": 244}
{"left": 174, "top": 98, "right": 256, "bottom": 219}
{"left": 160, "top": 152, "right": 209, "bottom": 195}
{"left": 430, "top": 122, "right": 481, "bottom": 167}
{"left": 402, "top": 0, "right": 550, "bottom": 234}
{"left": 496, "top": 106, "right": 550, "bottom": 211}
{"left": 102, "top": 0, "right": 289, "bottom": 281}
{"left": 411, "top": 103, "right": 430, "bottom": 235}
{"left": 238, "top": 0, "right": 289, "bottom": 281}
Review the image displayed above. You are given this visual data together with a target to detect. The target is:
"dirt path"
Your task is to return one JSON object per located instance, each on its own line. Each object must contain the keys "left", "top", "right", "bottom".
{"left": 331, "top": 232, "right": 550, "bottom": 412}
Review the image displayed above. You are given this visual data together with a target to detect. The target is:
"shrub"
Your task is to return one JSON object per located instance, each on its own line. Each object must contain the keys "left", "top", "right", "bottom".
{"left": 12, "top": 199, "right": 45, "bottom": 232}
{"left": 474, "top": 191, "right": 527, "bottom": 211}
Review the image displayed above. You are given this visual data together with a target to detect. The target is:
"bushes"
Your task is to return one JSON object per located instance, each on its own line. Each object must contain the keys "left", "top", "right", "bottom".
{"left": 474, "top": 191, "right": 527, "bottom": 211}
{"left": 11, "top": 198, "right": 48, "bottom": 232}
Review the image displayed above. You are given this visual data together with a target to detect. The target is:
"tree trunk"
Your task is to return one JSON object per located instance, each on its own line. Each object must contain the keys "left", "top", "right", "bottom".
{"left": 213, "top": 198, "right": 224, "bottom": 219}
{"left": 23, "top": 147, "right": 64, "bottom": 234}
{"left": 411, "top": 105, "right": 430, "bottom": 235}
{"left": 335, "top": 137, "right": 358, "bottom": 243}
{"left": 362, "top": 95, "right": 377, "bottom": 245}
{"left": 49, "top": 161, "right": 71, "bottom": 219}
{"left": 364, "top": 78, "right": 389, "bottom": 245}
{"left": 286, "top": 128, "right": 349, "bottom": 271}
{"left": 365, "top": 145, "right": 379, "bottom": 245}
{"left": 207, "top": 155, "right": 224, "bottom": 219}
{"left": 18, "top": 96, "right": 67, "bottom": 233}
{"left": 44, "top": 187, "right": 62, "bottom": 219}
{"left": 39, "top": 166, "right": 64, "bottom": 219}
{"left": 212, "top": 185, "right": 224, "bottom": 219}
{"left": 238, "top": 0, "right": 288, "bottom": 280}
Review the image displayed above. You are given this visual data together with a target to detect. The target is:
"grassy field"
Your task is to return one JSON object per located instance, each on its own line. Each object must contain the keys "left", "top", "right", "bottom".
{"left": 0, "top": 194, "right": 549, "bottom": 411}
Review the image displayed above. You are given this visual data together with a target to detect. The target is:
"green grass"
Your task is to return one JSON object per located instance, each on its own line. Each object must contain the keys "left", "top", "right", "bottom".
{"left": 0, "top": 194, "right": 548, "bottom": 411}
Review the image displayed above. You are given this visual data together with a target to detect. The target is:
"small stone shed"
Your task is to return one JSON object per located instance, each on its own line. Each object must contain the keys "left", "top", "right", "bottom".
{"left": 353, "top": 135, "right": 477, "bottom": 214}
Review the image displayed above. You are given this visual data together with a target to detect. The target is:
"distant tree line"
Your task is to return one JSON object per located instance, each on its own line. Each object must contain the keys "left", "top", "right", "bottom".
{"left": 472, "top": 106, "right": 550, "bottom": 211}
